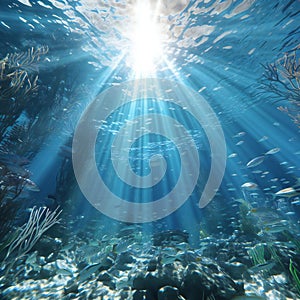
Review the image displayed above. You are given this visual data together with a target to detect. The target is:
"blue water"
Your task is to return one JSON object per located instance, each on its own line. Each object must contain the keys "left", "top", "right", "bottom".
{"left": 0, "top": 0, "right": 300, "bottom": 299}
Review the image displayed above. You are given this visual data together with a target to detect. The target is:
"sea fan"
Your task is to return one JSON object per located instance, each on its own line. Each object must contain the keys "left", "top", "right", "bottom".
{"left": 261, "top": 45, "right": 300, "bottom": 127}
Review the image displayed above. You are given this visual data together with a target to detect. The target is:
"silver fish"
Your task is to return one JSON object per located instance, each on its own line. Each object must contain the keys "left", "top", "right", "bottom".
{"left": 78, "top": 263, "right": 101, "bottom": 282}
{"left": 246, "top": 156, "right": 264, "bottom": 168}
{"left": 265, "top": 148, "right": 280, "bottom": 155}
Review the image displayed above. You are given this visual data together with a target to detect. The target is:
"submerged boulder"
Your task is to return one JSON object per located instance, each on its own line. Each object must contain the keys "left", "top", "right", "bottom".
{"left": 153, "top": 230, "right": 189, "bottom": 246}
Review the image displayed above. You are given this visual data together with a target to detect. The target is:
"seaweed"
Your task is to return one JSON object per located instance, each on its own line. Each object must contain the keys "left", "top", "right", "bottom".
{"left": 0, "top": 206, "right": 62, "bottom": 278}
{"left": 238, "top": 199, "right": 259, "bottom": 236}
{"left": 0, "top": 46, "right": 48, "bottom": 139}
{"left": 248, "top": 243, "right": 266, "bottom": 266}
{"left": 289, "top": 259, "right": 300, "bottom": 294}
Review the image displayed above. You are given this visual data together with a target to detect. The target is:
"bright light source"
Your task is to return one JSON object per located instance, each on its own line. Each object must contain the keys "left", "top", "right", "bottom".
{"left": 128, "top": 1, "right": 163, "bottom": 76}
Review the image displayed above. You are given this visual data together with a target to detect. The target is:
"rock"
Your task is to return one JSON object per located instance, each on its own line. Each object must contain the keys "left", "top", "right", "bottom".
{"left": 40, "top": 262, "right": 56, "bottom": 278}
{"left": 64, "top": 281, "right": 78, "bottom": 295}
{"left": 116, "top": 251, "right": 135, "bottom": 264}
{"left": 98, "top": 271, "right": 112, "bottom": 282}
{"left": 181, "top": 262, "right": 244, "bottom": 300}
{"left": 38, "top": 267, "right": 53, "bottom": 279}
{"left": 202, "top": 243, "right": 219, "bottom": 258}
{"left": 221, "top": 261, "right": 248, "bottom": 280}
{"left": 153, "top": 230, "right": 189, "bottom": 246}
{"left": 133, "top": 290, "right": 147, "bottom": 300}
{"left": 99, "top": 256, "right": 114, "bottom": 271}
{"left": 97, "top": 271, "right": 115, "bottom": 289}
{"left": 147, "top": 259, "right": 157, "bottom": 272}
{"left": 31, "top": 236, "right": 61, "bottom": 258}
{"left": 115, "top": 250, "right": 136, "bottom": 270}
{"left": 158, "top": 286, "right": 180, "bottom": 300}
{"left": 56, "top": 259, "right": 76, "bottom": 276}
{"left": 133, "top": 290, "right": 156, "bottom": 300}
{"left": 133, "top": 262, "right": 184, "bottom": 293}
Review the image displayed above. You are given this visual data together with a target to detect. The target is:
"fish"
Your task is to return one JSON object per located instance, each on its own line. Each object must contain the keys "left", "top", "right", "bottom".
{"left": 286, "top": 211, "right": 295, "bottom": 216}
{"left": 275, "top": 187, "right": 300, "bottom": 198}
{"left": 24, "top": 178, "right": 40, "bottom": 192}
{"left": 113, "top": 239, "right": 134, "bottom": 254}
{"left": 78, "top": 262, "right": 102, "bottom": 282}
{"left": 291, "top": 199, "right": 300, "bottom": 205}
{"left": 265, "top": 147, "right": 280, "bottom": 155}
{"left": 161, "top": 255, "right": 178, "bottom": 265}
{"left": 56, "top": 268, "right": 73, "bottom": 276}
{"left": 248, "top": 261, "right": 276, "bottom": 273}
{"left": 248, "top": 207, "right": 283, "bottom": 224}
{"left": 233, "top": 132, "right": 246, "bottom": 138}
{"left": 263, "top": 225, "right": 288, "bottom": 234}
{"left": 258, "top": 136, "right": 268, "bottom": 142}
{"left": 241, "top": 182, "right": 258, "bottom": 190}
{"left": 246, "top": 156, "right": 264, "bottom": 168}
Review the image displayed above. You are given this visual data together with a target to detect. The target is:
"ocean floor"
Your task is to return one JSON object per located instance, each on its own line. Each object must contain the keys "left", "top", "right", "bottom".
{"left": 0, "top": 229, "right": 299, "bottom": 300}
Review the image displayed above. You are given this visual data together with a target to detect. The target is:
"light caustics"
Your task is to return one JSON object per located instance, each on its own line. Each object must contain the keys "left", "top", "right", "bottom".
{"left": 127, "top": 1, "right": 163, "bottom": 76}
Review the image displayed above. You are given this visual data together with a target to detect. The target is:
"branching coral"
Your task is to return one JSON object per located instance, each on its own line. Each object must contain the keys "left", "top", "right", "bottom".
{"left": 261, "top": 45, "right": 300, "bottom": 127}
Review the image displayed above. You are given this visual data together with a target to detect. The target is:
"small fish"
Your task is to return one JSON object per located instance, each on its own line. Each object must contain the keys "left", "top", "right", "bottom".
{"left": 249, "top": 261, "right": 276, "bottom": 273}
{"left": 113, "top": 239, "right": 133, "bottom": 254}
{"left": 291, "top": 199, "right": 300, "bottom": 205}
{"left": 24, "top": 178, "right": 40, "bottom": 192}
{"left": 236, "top": 141, "right": 244, "bottom": 146}
{"left": 57, "top": 268, "right": 73, "bottom": 276}
{"left": 258, "top": 136, "right": 268, "bottom": 142}
{"left": 228, "top": 153, "right": 237, "bottom": 158}
{"left": 286, "top": 211, "right": 295, "bottom": 216}
{"left": 161, "top": 255, "right": 177, "bottom": 265}
{"left": 233, "top": 132, "right": 246, "bottom": 138}
{"left": 241, "top": 182, "right": 258, "bottom": 190}
{"left": 265, "top": 147, "right": 280, "bottom": 155}
{"left": 263, "top": 225, "right": 288, "bottom": 234}
{"left": 246, "top": 156, "right": 264, "bottom": 168}
{"left": 78, "top": 262, "right": 102, "bottom": 282}
{"left": 275, "top": 187, "right": 300, "bottom": 198}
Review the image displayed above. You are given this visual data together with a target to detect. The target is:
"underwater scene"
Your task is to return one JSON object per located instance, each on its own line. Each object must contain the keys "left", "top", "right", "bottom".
{"left": 0, "top": 0, "right": 300, "bottom": 299}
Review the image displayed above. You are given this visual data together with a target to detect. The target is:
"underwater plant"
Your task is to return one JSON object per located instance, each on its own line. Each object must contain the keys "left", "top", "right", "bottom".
{"left": 238, "top": 199, "right": 259, "bottom": 236}
{"left": 261, "top": 45, "right": 300, "bottom": 127}
{"left": 0, "top": 46, "right": 48, "bottom": 139}
{"left": 248, "top": 243, "right": 266, "bottom": 266}
{"left": 289, "top": 259, "right": 300, "bottom": 294}
{"left": 0, "top": 206, "right": 62, "bottom": 277}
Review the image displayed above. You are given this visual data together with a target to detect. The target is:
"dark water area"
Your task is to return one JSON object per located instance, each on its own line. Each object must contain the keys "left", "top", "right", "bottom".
{"left": 0, "top": 0, "right": 300, "bottom": 299}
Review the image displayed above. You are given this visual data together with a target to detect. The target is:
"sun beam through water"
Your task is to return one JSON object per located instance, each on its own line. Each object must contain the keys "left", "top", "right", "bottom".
{"left": 128, "top": 0, "right": 163, "bottom": 77}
